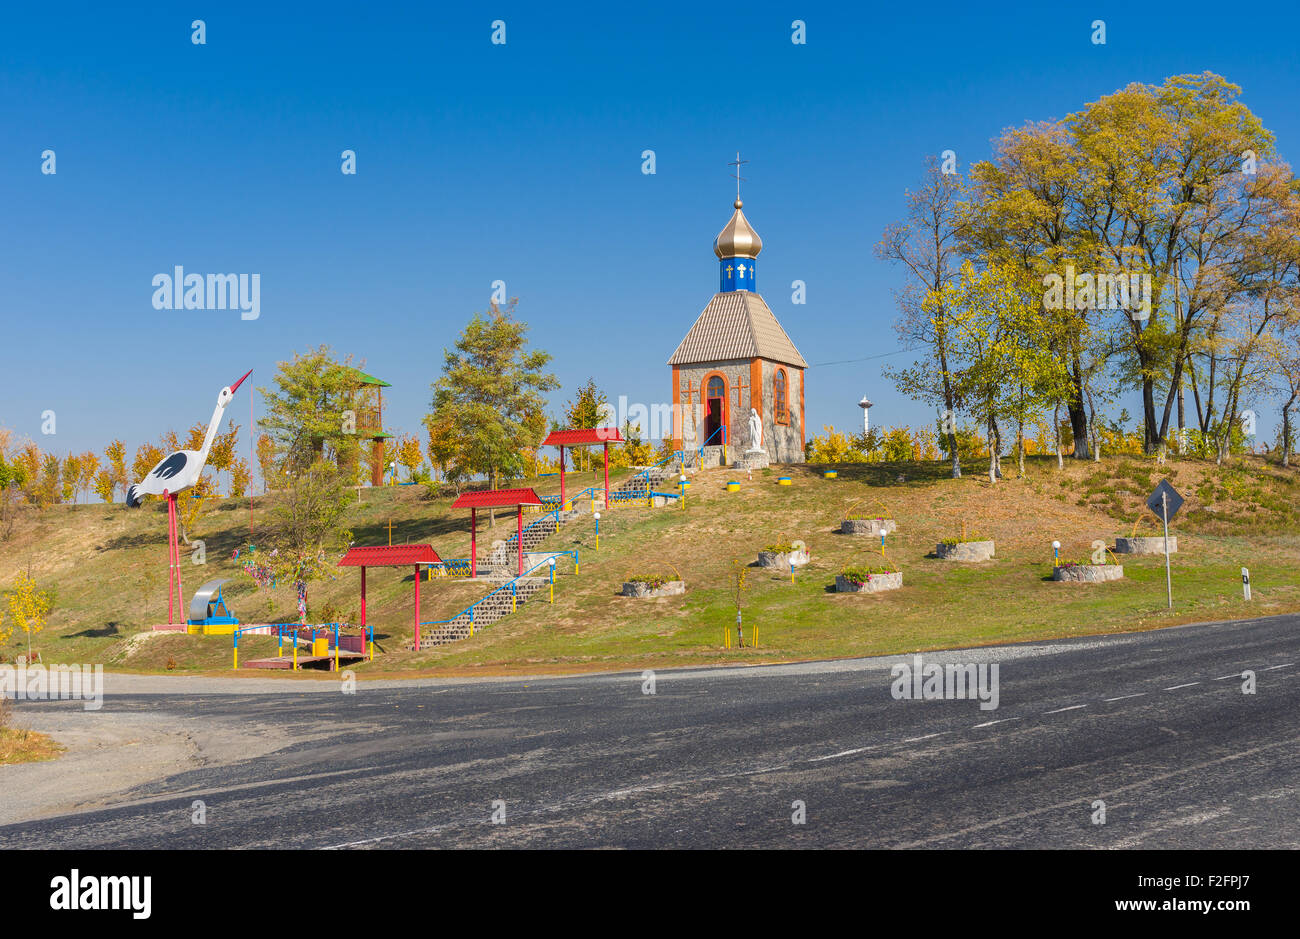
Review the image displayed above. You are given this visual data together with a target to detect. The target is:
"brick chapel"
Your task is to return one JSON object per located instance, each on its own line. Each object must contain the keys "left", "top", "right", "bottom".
{"left": 668, "top": 196, "right": 806, "bottom": 464}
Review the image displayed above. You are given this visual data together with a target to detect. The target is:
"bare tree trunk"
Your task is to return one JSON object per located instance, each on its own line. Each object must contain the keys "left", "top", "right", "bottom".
{"left": 1054, "top": 402, "right": 1064, "bottom": 469}
{"left": 1283, "top": 401, "right": 1294, "bottom": 467}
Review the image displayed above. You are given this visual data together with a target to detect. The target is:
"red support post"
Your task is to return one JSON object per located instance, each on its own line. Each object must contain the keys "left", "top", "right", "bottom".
{"left": 413, "top": 564, "right": 421, "bottom": 650}
{"left": 517, "top": 505, "right": 524, "bottom": 576}
{"left": 173, "top": 493, "right": 183, "bottom": 624}
{"left": 165, "top": 490, "right": 177, "bottom": 624}
{"left": 603, "top": 442, "right": 610, "bottom": 511}
{"left": 470, "top": 507, "right": 477, "bottom": 579}
{"left": 559, "top": 445, "right": 566, "bottom": 508}
{"left": 360, "top": 566, "right": 367, "bottom": 631}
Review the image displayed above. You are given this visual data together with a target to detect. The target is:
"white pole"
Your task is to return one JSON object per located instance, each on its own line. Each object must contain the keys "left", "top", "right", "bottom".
{"left": 1242, "top": 567, "right": 1252, "bottom": 602}
{"left": 1162, "top": 492, "right": 1172, "bottom": 609}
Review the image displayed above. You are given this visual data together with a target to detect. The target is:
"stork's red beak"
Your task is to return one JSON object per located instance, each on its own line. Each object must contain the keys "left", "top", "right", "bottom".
{"left": 229, "top": 369, "right": 253, "bottom": 395}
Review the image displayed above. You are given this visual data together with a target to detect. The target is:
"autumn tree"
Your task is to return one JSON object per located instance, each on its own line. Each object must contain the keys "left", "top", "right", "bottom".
{"left": 259, "top": 346, "right": 366, "bottom": 475}
{"left": 104, "top": 440, "right": 127, "bottom": 501}
{"left": 247, "top": 459, "right": 353, "bottom": 622}
{"left": 930, "top": 260, "right": 1073, "bottom": 482}
{"left": 563, "top": 378, "right": 608, "bottom": 472}
{"left": 395, "top": 434, "right": 424, "bottom": 480}
{"left": 427, "top": 300, "right": 557, "bottom": 523}
{"left": 255, "top": 434, "right": 279, "bottom": 494}
{"left": 7, "top": 570, "right": 53, "bottom": 660}
{"left": 878, "top": 156, "right": 969, "bottom": 476}
{"left": 62, "top": 454, "right": 81, "bottom": 505}
{"left": 78, "top": 451, "right": 99, "bottom": 504}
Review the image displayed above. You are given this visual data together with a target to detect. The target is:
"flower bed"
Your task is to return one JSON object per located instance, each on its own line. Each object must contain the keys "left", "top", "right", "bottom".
{"left": 936, "top": 539, "right": 995, "bottom": 561}
{"left": 835, "top": 566, "right": 902, "bottom": 593}
{"left": 621, "top": 578, "right": 686, "bottom": 598}
{"left": 758, "top": 543, "right": 810, "bottom": 569}
{"left": 1052, "top": 563, "right": 1123, "bottom": 583}
{"left": 1114, "top": 536, "right": 1177, "bottom": 555}
{"left": 841, "top": 517, "right": 896, "bottom": 536}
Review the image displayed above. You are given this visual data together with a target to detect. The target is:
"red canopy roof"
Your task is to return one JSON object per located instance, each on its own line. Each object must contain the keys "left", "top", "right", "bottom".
{"left": 338, "top": 544, "right": 442, "bottom": 567}
{"left": 542, "top": 427, "right": 625, "bottom": 446}
{"left": 451, "top": 487, "right": 545, "bottom": 509}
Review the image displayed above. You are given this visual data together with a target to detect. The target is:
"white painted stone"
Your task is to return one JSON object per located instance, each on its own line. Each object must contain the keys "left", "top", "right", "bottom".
{"left": 841, "top": 518, "right": 897, "bottom": 536}
{"left": 621, "top": 580, "right": 686, "bottom": 598}
{"left": 835, "top": 572, "right": 903, "bottom": 593}
{"left": 1052, "top": 564, "right": 1124, "bottom": 583}
{"left": 757, "top": 549, "right": 810, "bottom": 569}
{"left": 936, "top": 540, "right": 995, "bottom": 561}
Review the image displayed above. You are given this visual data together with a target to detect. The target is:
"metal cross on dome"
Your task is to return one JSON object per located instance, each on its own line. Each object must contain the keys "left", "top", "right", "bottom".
{"left": 728, "top": 151, "right": 748, "bottom": 200}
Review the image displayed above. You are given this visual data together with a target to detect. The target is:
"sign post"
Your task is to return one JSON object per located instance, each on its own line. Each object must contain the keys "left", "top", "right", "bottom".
{"left": 1242, "top": 568, "right": 1252, "bottom": 602}
{"left": 1146, "top": 480, "right": 1184, "bottom": 610}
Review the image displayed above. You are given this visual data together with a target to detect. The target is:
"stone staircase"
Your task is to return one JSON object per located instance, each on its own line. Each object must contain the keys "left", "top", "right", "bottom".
{"left": 415, "top": 577, "right": 547, "bottom": 648}
{"left": 611, "top": 464, "right": 675, "bottom": 501}
{"left": 412, "top": 467, "right": 680, "bottom": 650}
{"left": 484, "top": 508, "right": 580, "bottom": 576}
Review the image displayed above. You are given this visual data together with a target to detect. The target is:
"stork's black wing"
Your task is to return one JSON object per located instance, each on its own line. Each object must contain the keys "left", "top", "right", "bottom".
{"left": 150, "top": 452, "right": 187, "bottom": 480}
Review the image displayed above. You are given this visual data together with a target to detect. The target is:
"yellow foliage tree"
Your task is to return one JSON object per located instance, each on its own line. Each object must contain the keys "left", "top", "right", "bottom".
{"left": 8, "top": 571, "right": 52, "bottom": 659}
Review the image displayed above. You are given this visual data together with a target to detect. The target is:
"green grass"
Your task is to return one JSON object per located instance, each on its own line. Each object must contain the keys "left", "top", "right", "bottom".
{"left": 1, "top": 455, "right": 1298, "bottom": 676}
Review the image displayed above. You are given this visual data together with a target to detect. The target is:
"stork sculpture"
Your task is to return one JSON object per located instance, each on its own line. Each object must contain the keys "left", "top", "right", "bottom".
{"left": 127, "top": 369, "right": 252, "bottom": 623}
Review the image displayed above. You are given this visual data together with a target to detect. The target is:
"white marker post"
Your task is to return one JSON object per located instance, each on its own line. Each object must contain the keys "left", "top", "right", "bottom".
{"left": 1162, "top": 492, "right": 1172, "bottom": 609}
{"left": 1242, "top": 567, "right": 1252, "bottom": 602}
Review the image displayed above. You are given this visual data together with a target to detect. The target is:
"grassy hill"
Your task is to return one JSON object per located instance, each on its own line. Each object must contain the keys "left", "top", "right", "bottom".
{"left": 2, "top": 455, "right": 1298, "bottom": 676}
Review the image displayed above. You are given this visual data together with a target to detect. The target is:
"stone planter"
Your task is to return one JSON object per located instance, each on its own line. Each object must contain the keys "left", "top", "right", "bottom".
{"left": 841, "top": 518, "right": 897, "bottom": 536}
{"left": 835, "top": 572, "right": 903, "bottom": 593}
{"left": 758, "top": 549, "right": 810, "bottom": 570}
{"left": 936, "top": 540, "right": 995, "bottom": 561}
{"left": 621, "top": 580, "right": 686, "bottom": 598}
{"left": 1052, "top": 564, "right": 1123, "bottom": 583}
{"left": 1114, "top": 536, "right": 1177, "bottom": 555}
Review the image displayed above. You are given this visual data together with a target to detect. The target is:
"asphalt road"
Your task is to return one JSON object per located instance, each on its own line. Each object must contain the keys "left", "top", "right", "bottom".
{"left": 3, "top": 614, "right": 1298, "bottom": 848}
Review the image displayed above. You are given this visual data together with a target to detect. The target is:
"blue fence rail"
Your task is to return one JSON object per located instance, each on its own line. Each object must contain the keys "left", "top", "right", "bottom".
{"left": 418, "top": 550, "right": 580, "bottom": 641}
{"left": 232, "top": 621, "right": 374, "bottom": 671}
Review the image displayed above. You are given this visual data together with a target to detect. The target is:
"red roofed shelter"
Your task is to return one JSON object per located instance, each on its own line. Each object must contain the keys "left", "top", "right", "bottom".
{"left": 452, "top": 488, "right": 544, "bottom": 579}
{"left": 542, "top": 427, "right": 625, "bottom": 512}
{"left": 338, "top": 544, "right": 441, "bottom": 652}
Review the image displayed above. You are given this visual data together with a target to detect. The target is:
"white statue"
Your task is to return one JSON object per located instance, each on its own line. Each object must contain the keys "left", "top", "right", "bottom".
{"left": 748, "top": 408, "right": 763, "bottom": 450}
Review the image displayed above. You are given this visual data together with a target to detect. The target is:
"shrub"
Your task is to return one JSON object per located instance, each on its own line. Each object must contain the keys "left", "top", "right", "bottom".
{"left": 839, "top": 564, "right": 898, "bottom": 584}
{"left": 626, "top": 573, "right": 671, "bottom": 588}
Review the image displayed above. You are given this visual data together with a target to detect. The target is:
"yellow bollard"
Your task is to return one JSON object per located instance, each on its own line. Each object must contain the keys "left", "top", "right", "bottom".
{"left": 369, "top": 640, "right": 374, "bottom": 662}
{"left": 233, "top": 647, "right": 238, "bottom": 670}
{"left": 293, "top": 641, "right": 298, "bottom": 671}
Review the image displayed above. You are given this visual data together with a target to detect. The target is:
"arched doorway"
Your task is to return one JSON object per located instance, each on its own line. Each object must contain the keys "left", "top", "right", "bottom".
{"left": 704, "top": 373, "right": 727, "bottom": 446}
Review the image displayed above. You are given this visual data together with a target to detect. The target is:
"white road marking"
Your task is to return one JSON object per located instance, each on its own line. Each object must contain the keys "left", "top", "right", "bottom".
{"left": 972, "top": 718, "right": 1019, "bottom": 728}
{"left": 1213, "top": 674, "right": 1240, "bottom": 680}
{"left": 808, "top": 746, "right": 876, "bottom": 762}
{"left": 1103, "top": 693, "right": 1147, "bottom": 702}
{"left": 902, "top": 732, "right": 950, "bottom": 742}
{"left": 1165, "top": 682, "right": 1200, "bottom": 690}
{"left": 1044, "top": 705, "right": 1087, "bottom": 714}
{"left": 1262, "top": 663, "right": 1294, "bottom": 671}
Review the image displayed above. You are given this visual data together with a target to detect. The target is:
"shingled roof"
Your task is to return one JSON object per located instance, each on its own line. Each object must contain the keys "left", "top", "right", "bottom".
{"left": 667, "top": 291, "right": 807, "bottom": 368}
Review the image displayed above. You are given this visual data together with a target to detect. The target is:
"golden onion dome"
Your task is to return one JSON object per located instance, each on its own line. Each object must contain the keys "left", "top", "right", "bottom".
{"left": 714, "top": 199, "right": 763, "bottom": 259}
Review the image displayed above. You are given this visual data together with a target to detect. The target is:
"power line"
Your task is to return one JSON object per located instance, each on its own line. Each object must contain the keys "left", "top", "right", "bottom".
{"left": 807, "top": 346, "right": 920, "bottom": 369}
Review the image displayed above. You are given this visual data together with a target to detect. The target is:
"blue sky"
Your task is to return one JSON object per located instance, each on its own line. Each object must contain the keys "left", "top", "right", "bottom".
{"left": 4, "top": 0, "right": 1300, "bottom": 463}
